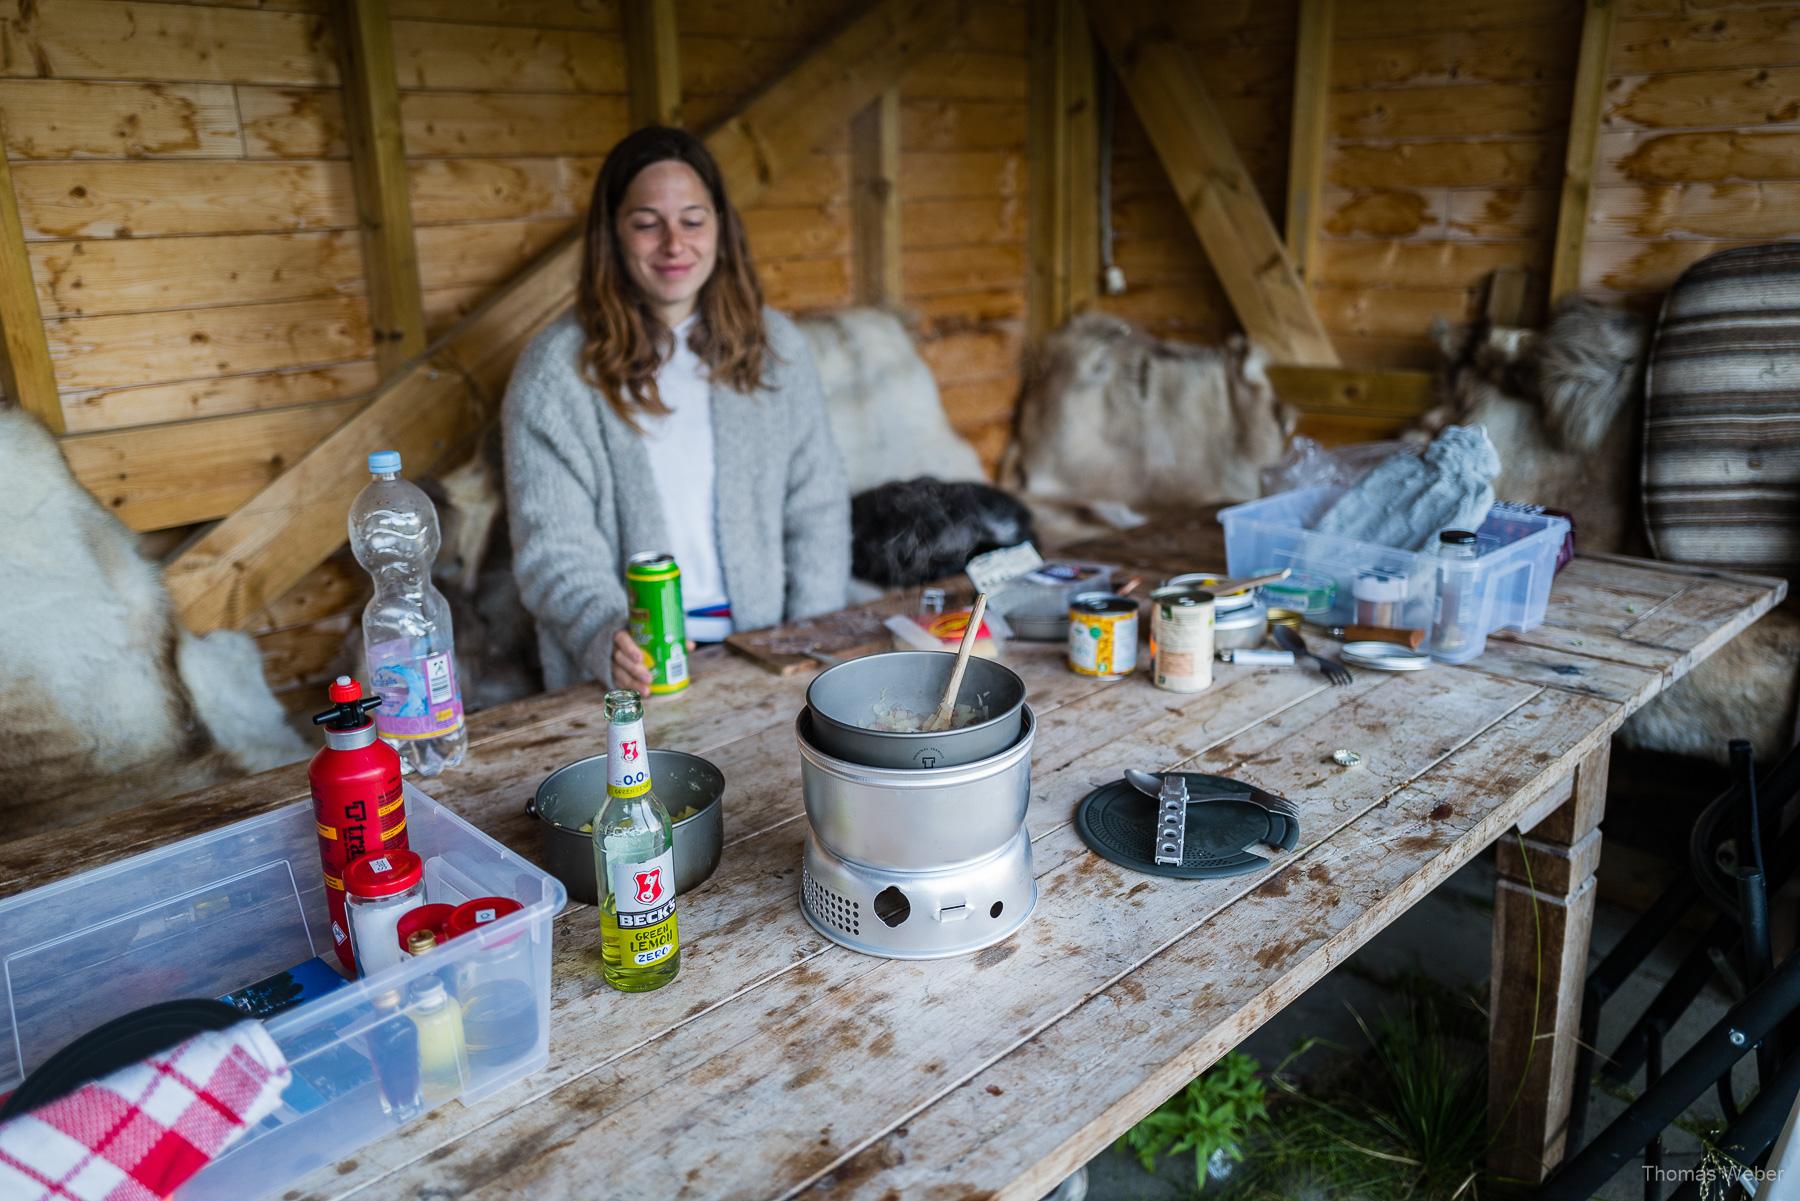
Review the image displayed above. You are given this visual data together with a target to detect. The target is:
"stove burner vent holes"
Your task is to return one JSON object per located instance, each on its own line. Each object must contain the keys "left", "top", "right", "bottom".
{"left": 803, "top": 868, "right": 861, "bottom": 937}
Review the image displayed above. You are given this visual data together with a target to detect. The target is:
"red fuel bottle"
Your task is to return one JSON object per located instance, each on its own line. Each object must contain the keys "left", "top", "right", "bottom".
{"left": 310, "top": 675, "right": 407, "bottom": 972}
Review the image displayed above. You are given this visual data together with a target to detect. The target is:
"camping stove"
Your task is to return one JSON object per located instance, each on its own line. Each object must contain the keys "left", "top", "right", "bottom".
{"left": 795, "top": 705, "right": 1038, "bottom": 959}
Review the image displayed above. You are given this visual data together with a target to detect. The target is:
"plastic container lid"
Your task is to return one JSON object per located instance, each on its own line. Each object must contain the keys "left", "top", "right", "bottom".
{"left": 446, "top": 896, "right": 523, "bottom": 939}
{"left": 396, "top": 901, "right": 456, "bottom": 951}
{"left": 367, "top": 449, "right": 402, "bottom": 474}
{"left": 1439, "top": 529, "right": 1478, "bottom": 546}
{"left": 344, "top": 849, "right": 424, "bottom": 899}
{"left": 1340, "top": 641, "right": 1432, "bottom": 671}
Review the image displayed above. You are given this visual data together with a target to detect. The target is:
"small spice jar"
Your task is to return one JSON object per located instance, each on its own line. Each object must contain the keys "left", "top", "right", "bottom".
{"left": 445, "top": 897, "right": 538, "bottom": 1071}
{"left": 345, "top": 849, "right": 426, "bottom": 978}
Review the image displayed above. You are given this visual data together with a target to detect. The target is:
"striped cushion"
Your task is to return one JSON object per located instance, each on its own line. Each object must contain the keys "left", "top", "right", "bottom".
{"left": 1643, "top": 243, "right": 1800, "bottom": 578}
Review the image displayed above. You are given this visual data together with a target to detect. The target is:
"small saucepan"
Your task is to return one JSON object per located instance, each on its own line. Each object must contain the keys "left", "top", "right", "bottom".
{"left": 527, "top": 750, "right": 724, "bottom": 905}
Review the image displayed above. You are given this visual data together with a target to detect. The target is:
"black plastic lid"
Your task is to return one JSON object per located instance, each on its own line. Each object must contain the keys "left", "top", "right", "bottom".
{"left": 0, "top": 999, "right": 243, "bottom": 1119}
{"left": 1439, "top": 529, "right": 1478, "bottom": 545}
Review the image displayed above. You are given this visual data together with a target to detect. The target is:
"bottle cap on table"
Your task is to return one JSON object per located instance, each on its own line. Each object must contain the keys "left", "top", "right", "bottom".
{"left": 344, "top": 850, "right": 424, "bottom": 899}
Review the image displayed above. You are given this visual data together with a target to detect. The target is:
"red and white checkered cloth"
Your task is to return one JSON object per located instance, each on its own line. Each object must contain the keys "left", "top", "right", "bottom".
{"left": 0, "top": 1020, "right": 290, "bottom": 1201}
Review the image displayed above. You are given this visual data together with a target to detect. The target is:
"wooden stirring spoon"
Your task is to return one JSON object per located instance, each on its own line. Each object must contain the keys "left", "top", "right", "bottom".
{"left": 923, "top": 593, "right": 988, "bottom": 733}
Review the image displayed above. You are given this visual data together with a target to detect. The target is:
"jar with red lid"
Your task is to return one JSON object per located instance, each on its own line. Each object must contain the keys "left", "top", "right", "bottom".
{"left": 445, "top": 896, "right": 537, "bottom": 1071}
{"left": 345, "top": 850, "right": 426, "bottom": 978}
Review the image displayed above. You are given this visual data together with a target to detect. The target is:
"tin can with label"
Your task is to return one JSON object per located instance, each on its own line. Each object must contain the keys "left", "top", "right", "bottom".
{"left": 626, "top": 551, "right": 689, "bottom": 694}
{"left": 1068, "top": 593, "right": 1139, "bottom": 679}
{"left": 1149, "top": 586, "right": 1215, "bottom": 693}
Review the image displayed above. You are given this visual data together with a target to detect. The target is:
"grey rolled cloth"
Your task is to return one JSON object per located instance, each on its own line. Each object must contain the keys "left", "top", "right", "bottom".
{"left": 1314, "top": 425, "right": 1501, "bottom": 552}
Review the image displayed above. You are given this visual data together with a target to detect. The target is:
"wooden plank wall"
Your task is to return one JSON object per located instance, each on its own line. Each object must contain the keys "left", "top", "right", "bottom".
{"left": 676, "top": 1, "right": 1028, "bottom": 466}
{"left": 1585, "top": 0, "right": 1800, "bottom": 306}
{"left": 1097, "top": 0, "right": 1800, "bottom": 431}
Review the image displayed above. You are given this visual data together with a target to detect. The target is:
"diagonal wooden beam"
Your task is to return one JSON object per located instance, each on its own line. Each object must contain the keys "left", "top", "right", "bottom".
{"left": 1085, "top": 0, "right": 1338, "bottom": 366}
{"left": 1284, "top": 0, "right": 1334, "bottom": 289}
{"left": 623, "top": 0, "right": 682, "bottom": 128}
{"left": 335, "top": 0, "right": 426, "bottom": 375}
{"left": 1548, "top": 0, "right": 1617, "bottom": 306}
{"left": 164, "top": 0, "right": 969, "bottom": 634}
{"left": 0, "top": 115, "right": 62, "bottom": 433}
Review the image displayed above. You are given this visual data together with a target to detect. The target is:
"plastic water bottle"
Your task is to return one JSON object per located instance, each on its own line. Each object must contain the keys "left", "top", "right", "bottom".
{"left": 349, "top": 450, "right": 467, "bottom": 776}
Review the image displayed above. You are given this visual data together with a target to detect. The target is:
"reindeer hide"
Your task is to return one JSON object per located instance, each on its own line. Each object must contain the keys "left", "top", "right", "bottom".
{"left": 0, "top": 409, "right": 306, "bottom": 833}
{"left": 1008, "top": 312, "right": 1294, "bottom": 513}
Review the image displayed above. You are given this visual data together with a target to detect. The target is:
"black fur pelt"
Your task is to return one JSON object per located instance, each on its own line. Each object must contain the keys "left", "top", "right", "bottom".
{"left": 851, "top": 477, "right": 1036, "bottom": 586}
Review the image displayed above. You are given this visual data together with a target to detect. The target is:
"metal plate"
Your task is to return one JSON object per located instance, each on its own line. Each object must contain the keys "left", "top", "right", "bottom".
{"left": 1340, "top": 640, "right": 1433, "bottom": 671}
{"left": 1074, "top": 773, "right": 1299, "bottom": 880}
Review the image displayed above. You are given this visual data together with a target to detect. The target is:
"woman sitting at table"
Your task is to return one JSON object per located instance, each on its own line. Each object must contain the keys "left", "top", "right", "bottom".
{"left": 502, "top": 126, "right": 851, "bottom": 696}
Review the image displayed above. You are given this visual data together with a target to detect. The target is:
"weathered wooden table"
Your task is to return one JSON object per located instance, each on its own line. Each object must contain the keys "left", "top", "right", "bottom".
{"left": 0, "top": 524, "right": 1782, "bottom": 1199}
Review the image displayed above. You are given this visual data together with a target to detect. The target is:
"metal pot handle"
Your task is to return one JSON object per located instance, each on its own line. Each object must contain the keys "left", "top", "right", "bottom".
{"left": 524, "top": 795, "right": 538, "bottom": 818}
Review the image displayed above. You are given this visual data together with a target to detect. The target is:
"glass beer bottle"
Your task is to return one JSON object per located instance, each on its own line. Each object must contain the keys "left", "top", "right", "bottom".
{"left": 594, "top": 690, "right": 680, "bottom": 992}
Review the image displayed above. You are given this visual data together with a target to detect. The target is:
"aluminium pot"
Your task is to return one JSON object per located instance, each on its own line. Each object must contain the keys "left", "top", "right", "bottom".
{"left": 796, "top": 705, "right": 1035, "bottom": 872}
{"left": 805, "top": 650, "right": 1026, "bottom": 770}
{"left": 526, "top": 749, "right": 724, "bottom": 905}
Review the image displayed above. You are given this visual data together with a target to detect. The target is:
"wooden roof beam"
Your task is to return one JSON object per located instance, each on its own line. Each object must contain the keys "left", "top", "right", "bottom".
{"left": 335, "top": 0, "right": 426, "bottom": 375}
{"left": 164, "top": 0, "right": 970, "bottom": 634}
{"left": 851, "top": 87, "right": 902, "bottom": 307}
{"left": 624, "top": 0, "right": 682, "bottom": 129}
{"left": 1085, "top": 0, "right": 1339, "bottom": 366}
{"left": 0, "top": 115, "right": 62, "bottom": 433}
{"left": 1027, "top": 0, "right": 1100, "bottom": 341}
{"left": 1284, "top": 0, "right": 1334, "bottom": 290}
{"left": 1549, "top": 0, "right": 1617, "bottom": 306}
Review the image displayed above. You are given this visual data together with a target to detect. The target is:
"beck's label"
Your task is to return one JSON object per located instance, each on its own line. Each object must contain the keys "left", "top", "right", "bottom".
{"left": 607, "top": 717, "right": 653, "bottom": 798}
{"left": 610, "top": 848, "right": 678, "bottom": 966}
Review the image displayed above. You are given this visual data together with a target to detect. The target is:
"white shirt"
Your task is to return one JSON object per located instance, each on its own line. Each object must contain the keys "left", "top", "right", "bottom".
{"left": 640, "top": 316, "right": 733, "bottom": 641}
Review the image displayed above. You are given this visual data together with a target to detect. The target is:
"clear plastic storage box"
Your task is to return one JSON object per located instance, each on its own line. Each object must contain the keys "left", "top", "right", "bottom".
{"left": 1219, "top": 486, "right": 1571, "bottom": 642}
{"left": 0, "top": 785, "right": 566, "bottom": 1200}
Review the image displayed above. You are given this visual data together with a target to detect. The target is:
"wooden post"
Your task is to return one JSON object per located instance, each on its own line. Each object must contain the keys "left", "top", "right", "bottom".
{"left": 851, "top": 88, "right": 901, "bottom": 307}
{"left": 335, "top": 0, "right": 426, "bottom": 375}
{"left": 1488, "top": 743, "right": 1609, "bottom": 1181}
{"left": 1061, "top": 0, "right": 1098, "bottom": 321}
{"left": 0, "top": 115, "right": 62, "bottom": 433}
{"left": 1284, "top": 0, "right": 1334, "bottom": 288}
{"left": 624, "top": 0, "right": 682, "bottom": 129}
{"left": 1027, "top": 0, "right": 1099, "bottom": 342}
{"left": 1548, "top": 0, "right": 1616, "bottom": 306}
{"left": 1086, "top": 0, "right": 1338, "bottom": 366}
{"left": 166, "top": 0, "right": 970, "bottom": 633}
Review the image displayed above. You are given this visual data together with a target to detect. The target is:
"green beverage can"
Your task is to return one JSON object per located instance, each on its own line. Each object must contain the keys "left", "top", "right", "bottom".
{"left": 626, "top": 551, "right": 690, "bottom": 694}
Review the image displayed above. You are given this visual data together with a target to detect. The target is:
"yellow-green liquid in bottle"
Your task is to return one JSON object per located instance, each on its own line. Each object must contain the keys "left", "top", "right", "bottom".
{"left": 595, "top": 690, "right": 680, "bottom": 992}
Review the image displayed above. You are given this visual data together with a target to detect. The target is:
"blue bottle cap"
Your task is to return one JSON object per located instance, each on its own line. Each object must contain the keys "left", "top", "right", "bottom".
{"left": 367, "top": 450, "right": 402, "bottom": 475}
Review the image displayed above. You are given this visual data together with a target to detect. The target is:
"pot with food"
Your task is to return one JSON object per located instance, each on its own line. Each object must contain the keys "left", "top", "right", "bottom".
{"left": 804, "top": 650, "right": 1027, "bottom": 769}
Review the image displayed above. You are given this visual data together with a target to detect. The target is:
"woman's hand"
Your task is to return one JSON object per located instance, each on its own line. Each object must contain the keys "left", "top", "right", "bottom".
{"left": 611, "top": 629, "right": 653, "bottom": 697}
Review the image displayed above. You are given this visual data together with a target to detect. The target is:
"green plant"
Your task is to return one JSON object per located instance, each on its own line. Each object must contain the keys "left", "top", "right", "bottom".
{"left": 1240, "top": 990, "right": 1498, "bottom": 1201}
{"left": 1118, "top": 1051, "right": 1269, "bottom": 1193}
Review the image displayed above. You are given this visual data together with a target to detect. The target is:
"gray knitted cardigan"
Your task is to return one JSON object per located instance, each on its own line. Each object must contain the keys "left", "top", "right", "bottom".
{"left": 501, "top": 308, "right": 851, "bottom": 690}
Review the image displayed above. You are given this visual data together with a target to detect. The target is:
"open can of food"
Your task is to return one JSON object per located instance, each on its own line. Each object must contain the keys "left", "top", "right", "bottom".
{"left": 1149, "top": 586, "right": 1215, "bottom": 693}
{"left": 1068, "top": 593, "right": 1139, "bottom": 679}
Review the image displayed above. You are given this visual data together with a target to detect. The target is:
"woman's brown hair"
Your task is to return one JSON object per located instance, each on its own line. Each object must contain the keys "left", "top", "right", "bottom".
{"left": 578, "top": 126, "right": 768, "bottom": 424}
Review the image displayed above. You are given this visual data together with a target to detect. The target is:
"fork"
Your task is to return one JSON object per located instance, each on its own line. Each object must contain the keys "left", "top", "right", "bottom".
{"left": 1272, "top": 624, "right": 1352, "bottom": 687}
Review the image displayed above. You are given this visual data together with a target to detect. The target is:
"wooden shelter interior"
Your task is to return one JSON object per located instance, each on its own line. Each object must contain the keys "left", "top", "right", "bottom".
{"left": 0, "top": 0, "right": 1784, "bottom": 715}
